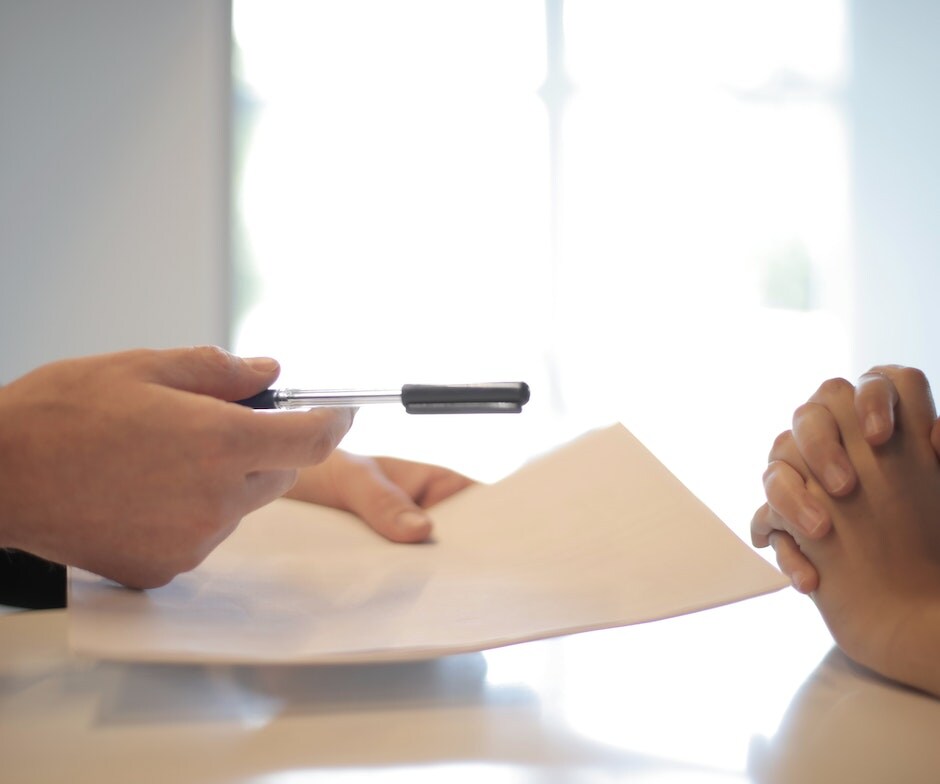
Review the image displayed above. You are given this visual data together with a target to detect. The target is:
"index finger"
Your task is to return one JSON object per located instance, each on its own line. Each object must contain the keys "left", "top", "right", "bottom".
{"left": 240, "top": 407, "right": 356, "bottom": 469}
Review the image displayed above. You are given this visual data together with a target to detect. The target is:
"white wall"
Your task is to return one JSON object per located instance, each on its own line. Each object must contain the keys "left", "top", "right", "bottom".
{"left": 849, "top": 0, "right": 940, "bottom": 383}
{"left": 0, "top": 1, "right": 230, "bottom": 381}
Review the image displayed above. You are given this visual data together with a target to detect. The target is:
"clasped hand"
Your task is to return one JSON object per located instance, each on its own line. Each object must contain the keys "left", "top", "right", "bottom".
{"left": 752, "top": 365, "right": 940, "bottom": 696}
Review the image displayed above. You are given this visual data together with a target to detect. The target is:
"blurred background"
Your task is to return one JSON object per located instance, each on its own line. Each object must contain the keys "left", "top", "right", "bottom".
{"left": 2, "top": 0, "right": 939, "bottom": 543}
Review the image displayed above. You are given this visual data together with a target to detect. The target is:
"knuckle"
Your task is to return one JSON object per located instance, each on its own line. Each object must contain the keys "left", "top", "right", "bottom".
{"left": 762, "top": 464, "right": 792, "bottom": 506}
{"left": 768, "top": 430, "right": 793, "bottom": 460}
{"left": 868, "top": 363, "right": 904, "bottom": 376}
{"left": 196, "top": 344, "right": 238, "bottom": 375}
{"left": 761, "top": 461, "right": 778, "bottom": 485}
{"left": 815, "top": 376, "right": 853, "bottom": 400}
{"left": 895, "top": 366, "right": 928, "bottom": 391}
{"left": 791, "top": 401, "right": 818, "bottom": 425}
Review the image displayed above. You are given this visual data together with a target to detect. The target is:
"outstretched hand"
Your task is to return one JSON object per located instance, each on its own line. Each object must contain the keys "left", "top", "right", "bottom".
{"left": 287, "top": 450, "right": 475, "bottom": 542}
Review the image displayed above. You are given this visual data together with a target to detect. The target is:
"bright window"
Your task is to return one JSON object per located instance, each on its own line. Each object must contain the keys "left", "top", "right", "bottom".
{"left": 231, "top": 0, "right": 850, "bottom": 539}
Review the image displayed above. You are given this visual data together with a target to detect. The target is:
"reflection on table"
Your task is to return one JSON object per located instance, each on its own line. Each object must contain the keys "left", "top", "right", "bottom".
{"left": 2, "top": 590, "right": 939, "bottom": 783}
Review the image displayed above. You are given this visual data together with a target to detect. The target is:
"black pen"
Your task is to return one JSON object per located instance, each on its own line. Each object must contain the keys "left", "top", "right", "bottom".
{"left": 236, "top": 382, "right": 530, "bottom": 414}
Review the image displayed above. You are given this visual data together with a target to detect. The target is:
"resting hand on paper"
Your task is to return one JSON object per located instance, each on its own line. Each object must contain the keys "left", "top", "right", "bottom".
{"left": 754, "top": 370, "right": 940, "bottom": 697}
{"left": 0, "top": 347, "right": 352, "bottom": 589}
{"left": 287, "top": 450, "right": 474, "bottom": 542}
{"left": 752, "top": 365, "right": 940, "bottom": 593}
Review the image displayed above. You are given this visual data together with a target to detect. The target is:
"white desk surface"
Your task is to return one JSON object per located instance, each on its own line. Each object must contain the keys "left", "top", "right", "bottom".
{"left": 2, "top": 590, "right": 939, "bottom": 783}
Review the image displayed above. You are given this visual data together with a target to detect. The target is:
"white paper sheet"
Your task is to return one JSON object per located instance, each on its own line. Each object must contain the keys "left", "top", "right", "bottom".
{"left": 68, "top": 424, "right": 788, "bottom": 663}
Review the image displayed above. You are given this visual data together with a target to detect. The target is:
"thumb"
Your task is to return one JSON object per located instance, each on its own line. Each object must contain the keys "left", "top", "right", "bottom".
{"left": 139, "top": 346, "right": 281, "bottom": 401}
{"left": 340, "top": 459, "right": 434, "bottom": 543}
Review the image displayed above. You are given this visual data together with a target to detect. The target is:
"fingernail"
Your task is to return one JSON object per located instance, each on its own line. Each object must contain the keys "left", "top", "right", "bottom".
{"left": 245, "top": 356, "right": 279, "bottom": 373}
{"left": 864, "top": 412, "right": 887, "bottom": 440}
{"left": 396, "top": 511, "right": 431, "bottom": 531}
{"left": 823, "top": 464, "right": 851, "bottom": 494}
{"left": 791, "top": 571, "right": 806, "bottom": 593}
{"left": 798, "top": 504, "right": 826, "bottom": 536}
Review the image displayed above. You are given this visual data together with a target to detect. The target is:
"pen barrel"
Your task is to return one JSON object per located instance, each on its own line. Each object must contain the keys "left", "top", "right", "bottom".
{"left": 401, "top": 383, "right": 530, "bottom": 414}
{"left": 234, "top": 389, "right": 401, "bottom": 409}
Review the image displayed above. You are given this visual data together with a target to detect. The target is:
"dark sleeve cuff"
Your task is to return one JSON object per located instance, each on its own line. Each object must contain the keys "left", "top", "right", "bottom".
{"left": 0, "top": 549, "right": 67, "bottom": 609}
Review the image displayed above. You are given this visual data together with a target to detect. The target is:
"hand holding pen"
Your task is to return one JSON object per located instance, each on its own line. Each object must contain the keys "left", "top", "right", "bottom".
{"left": 0, "top": 347, "right": 355, "bottom": 589}
{"left": 0, "top": 345, "right": 530, "bottom": 593}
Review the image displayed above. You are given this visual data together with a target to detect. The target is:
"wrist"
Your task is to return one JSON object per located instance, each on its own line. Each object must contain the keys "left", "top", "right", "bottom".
{"left": 880, "top": 594, "right": 940, "bottom": 698}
